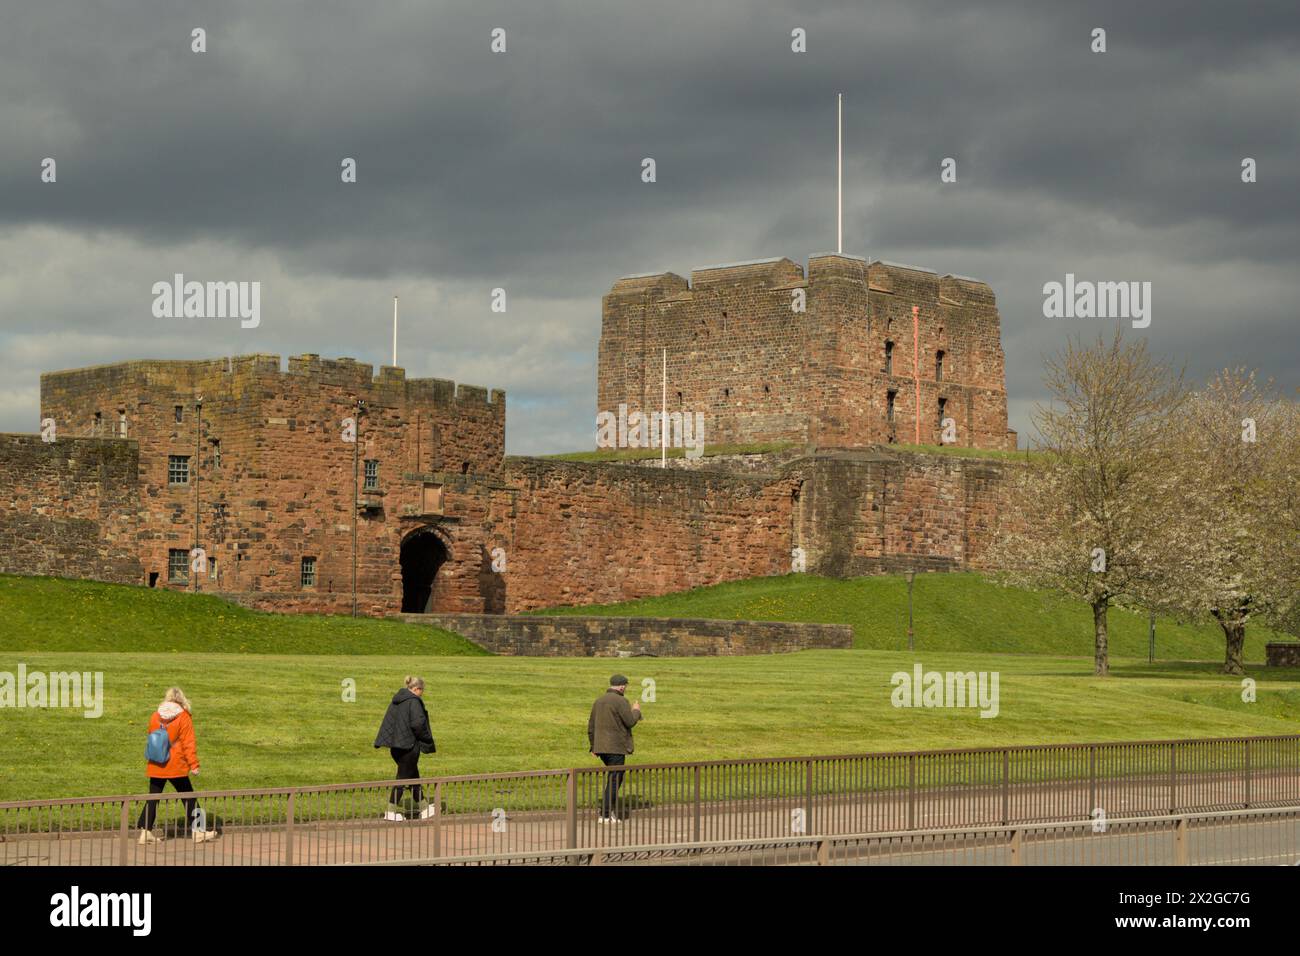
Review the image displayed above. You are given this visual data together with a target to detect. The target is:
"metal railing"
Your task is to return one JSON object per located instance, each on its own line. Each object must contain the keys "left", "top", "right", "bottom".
{"left": 367, "top": 805, "right": 1300, "bottom": 867}
{"left": 2, "top": 734, "right": 1297, "bottom": 866}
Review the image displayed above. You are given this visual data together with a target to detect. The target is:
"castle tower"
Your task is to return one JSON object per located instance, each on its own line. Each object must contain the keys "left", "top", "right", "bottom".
{"left": 597, "top": 254, "right": 1017, "bottom": 453}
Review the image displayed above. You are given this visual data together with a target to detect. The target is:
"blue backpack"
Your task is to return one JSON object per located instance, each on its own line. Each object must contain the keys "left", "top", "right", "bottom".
{"left": 145, "top": 723, "right": 173, "bottom": 764}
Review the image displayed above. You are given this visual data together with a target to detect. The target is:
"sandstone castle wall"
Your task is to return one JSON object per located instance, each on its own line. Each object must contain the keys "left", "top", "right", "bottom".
{"left": 402, "top": 612, "right": 853, "bottom": 656}
{"left": 500, "top": 457, "right": 798, "bottom": 611}
{"left": 0, "top": 434, "right": 142, "bottom": 583}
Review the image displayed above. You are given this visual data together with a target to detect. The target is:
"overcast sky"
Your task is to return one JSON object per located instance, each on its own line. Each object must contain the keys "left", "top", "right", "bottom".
{"left": 2, "top": 0, "right": 1296, "bottom": 453}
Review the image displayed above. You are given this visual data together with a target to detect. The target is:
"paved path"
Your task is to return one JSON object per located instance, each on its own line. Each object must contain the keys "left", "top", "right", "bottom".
{"left": 4, "top": 771, "right": 1297, "bottom": 866}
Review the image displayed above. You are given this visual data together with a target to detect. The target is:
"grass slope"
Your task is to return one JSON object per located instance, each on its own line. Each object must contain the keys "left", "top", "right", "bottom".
{"left": 534, "top": 441, "right": 796, "bottom": 463}
{"left": 536, "top": 573, "right": 1284, "bottom": 662}
{"left": 0, "top": 575, "right": 486, "bottom": 655}
{"left": 0, "top": 650, "right": 1296, "bottom": 800}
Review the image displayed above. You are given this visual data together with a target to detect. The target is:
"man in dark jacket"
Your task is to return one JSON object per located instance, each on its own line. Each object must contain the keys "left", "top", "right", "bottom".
{"left": 587, "top": 674, "right": 642, "bottom": 823}
{"left": 374, "top": 677, "right": 436, "bottom": 821}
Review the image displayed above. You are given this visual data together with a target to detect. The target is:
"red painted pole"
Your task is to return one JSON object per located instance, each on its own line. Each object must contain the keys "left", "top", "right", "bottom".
{"left": 912, "top": 305, "right": 920, "bottom": 445}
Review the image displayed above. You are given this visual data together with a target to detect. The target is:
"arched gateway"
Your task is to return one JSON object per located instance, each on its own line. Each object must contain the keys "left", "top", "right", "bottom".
{"left": 400, "top": 527, "right": 450, "bottom": 613}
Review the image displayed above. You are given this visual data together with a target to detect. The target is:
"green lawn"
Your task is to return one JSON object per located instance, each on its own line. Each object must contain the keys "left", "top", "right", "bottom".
{"left": 532, "top": 440, "right": 797, "bottom": 463}
{"left": 893, "top": 442, "right": 1038, "bottom": 461}
{"left": 0, "top": 575, "right": 485, "bottom": 655}
{"left": 2, "top": 572, "right": 1296, "bottom": 801}
{"left": 536, "top": 572, "right": 1284, "bottom": 663}
{"left": 1, "top": 650, "right": 1296, "bottom": 800}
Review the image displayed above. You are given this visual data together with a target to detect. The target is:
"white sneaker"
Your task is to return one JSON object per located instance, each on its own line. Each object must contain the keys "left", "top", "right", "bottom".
{"left": 384, "top": 810, "right": 405, "bottom": 822}
{"left": 138, "top": 830, "right": 162, "bottom": 845}
{"left": 192, "top": 829, "right": 218, "bottom": 844}
{"left": 419, "top": 805, "right": 437, "bottom": 820}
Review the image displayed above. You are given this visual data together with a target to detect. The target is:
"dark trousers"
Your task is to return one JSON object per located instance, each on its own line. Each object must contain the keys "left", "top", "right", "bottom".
{"left": 137, "top": 776, "right": 198, "bottom": 832}
{"left": 598, "top": 753, "right": 626, "bottom": 818}
{"left": 390, "top": 746, "right": 423, "bottom": 805}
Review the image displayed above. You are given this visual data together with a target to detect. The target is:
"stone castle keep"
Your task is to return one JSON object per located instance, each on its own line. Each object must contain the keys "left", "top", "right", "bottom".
{"left": 600, "top": 255, "right": 1016, "bottom": 451}
{"left": 1, "top": 255, "right": 1019, "bottom": 619}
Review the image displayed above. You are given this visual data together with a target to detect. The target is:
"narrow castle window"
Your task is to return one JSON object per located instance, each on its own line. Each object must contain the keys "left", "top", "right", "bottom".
{"left": 884, "top": 341, "right": 894, "bottom": 376}
{"left": 93, "top": 411, "right": 102, "bottom": 435}
{"left": 118, "top": 410, "right": 127, "bottom": 438}
{"left": 936, "top": 350, "right": 945, "bottom": 382}
{"left": 209, "top": 557, "right": 218, "bottom": 581}
{"left": 886, "top": 390, "right": 897, "bottom": 423}
{"left": 937, "top": 397, "right": 947, "bottom": 432}
{"left": 174, "top": 405, "right": 183, "bottom": 423}
{"left": 301, "top": 556, "right": 317, "bottom": 588}
{"left": 364, "top": 459, "right": 379, "bottom": 490}
{"left": 211, "top": 438, "right": 221, "bottom": 469}
{"left": 168, "top": 455, "right": 190, "bottom": 486}
{"left": 168, "top": 549, "right": 189, "bottom": 584}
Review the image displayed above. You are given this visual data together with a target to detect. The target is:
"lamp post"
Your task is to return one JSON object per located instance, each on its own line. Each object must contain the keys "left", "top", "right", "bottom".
{"left": 906, "top": 569, "right": 916, "bottom": 652}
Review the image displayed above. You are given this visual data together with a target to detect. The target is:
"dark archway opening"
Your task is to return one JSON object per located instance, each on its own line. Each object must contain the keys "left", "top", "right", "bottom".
{"left": 401, "top": 529, "right": 449, "bottom": 613}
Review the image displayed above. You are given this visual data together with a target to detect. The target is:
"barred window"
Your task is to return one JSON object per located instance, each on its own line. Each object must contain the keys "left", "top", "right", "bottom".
{"left": 168, "top": 549, "right": 189, "bottom": 583}
{"left": 168, "top": 455, "right": 190, "bottom": 486}
{"left": 301, "top": 556, "right": 317, "bottom": 588}
{"left": 364, "top": 460, "right": 379, "bottom": 491}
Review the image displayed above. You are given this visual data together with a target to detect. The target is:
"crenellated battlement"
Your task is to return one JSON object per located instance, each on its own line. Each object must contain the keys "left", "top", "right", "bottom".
{"left": 606, "top": 255, "right": 994, "bottom": 312}
{"left": 42, "top": 354, "right": 504, "bottom": 417}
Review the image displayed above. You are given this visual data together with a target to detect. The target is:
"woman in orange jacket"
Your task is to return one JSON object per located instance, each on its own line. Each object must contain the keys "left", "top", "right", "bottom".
{"left": 137, "top": 687, "right": 217, "bottom": 844}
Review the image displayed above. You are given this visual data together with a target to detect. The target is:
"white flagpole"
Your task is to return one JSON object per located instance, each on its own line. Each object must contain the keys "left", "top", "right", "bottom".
{"left": 661, "top": 348, "right": 667, "bottom": 468}
{"left": 837, "top": 93, "right": 843, "bottom": 255}
{"left": 392, "top": 296, "right": 398, "bottom": 367}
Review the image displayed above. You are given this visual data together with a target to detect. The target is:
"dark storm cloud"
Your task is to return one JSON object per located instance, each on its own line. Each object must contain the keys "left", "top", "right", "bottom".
{"left": 0, "top": 0, "right": 1296, "bottom": 451}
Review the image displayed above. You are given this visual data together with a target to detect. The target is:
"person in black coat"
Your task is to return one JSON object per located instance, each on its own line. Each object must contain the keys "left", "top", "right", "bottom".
{"left": 373, "top": 675, "right": 436, "bottom": 820}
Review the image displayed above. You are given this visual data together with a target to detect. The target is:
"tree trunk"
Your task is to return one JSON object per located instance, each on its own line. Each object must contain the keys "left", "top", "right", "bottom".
{"left": 1092, "top": 599, "right": 1110, "bottom": 676}
{"left": 1220, "top": 617, "right": 1247, "bottom": 676}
